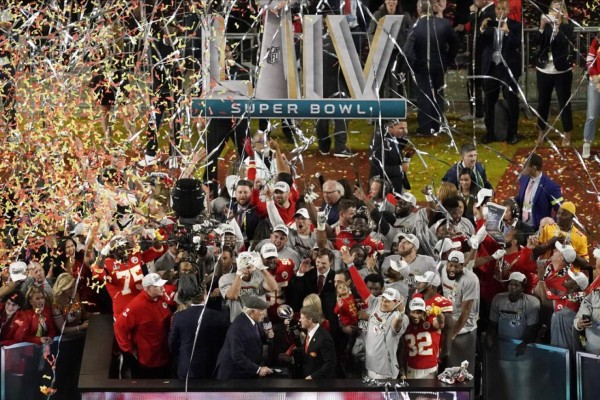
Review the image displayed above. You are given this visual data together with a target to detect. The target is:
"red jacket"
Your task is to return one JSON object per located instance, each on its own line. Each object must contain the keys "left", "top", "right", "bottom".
{"left": 588, "top": 37, "right": 600, "bottom": 77}
{"left": 0, "top": 309, "right": 27, "bottom": 347}
{"left": 20, "top": 307, "right": 57, "bottom": 345}
{"left": 114, "top": 290, "right": 172, "bottom": 368}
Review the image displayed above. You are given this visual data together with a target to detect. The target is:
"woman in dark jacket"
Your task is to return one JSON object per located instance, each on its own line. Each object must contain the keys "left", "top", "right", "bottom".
{"left": 533, "top": 1, "right": 575, "bottom": 146}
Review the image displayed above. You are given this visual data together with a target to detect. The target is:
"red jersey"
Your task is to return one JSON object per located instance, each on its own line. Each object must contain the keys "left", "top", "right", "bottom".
{"left": 334, "top": 230, "right": 384, "bottom": 256}
{"left": 543, "top": 264, "right": 580, "bottom": 313}
{"left": 95, "top": 246, "right": 167, "bottom": 316}
{"left": 498, "top": 247, "right": 538, "bottom": 294}
{"left": 114, "top": 290, "right": 172, "bottom": 368}
{"left": 334, "top": 294, "right": 359, "bottom": 326}
{"left": 265, "top": 258, "right": 295, "bottom": 321}
{"left": 424, "top": 295, "right": 453, "bottom": 314}
{"left": 404, "top": 316, "right": 442, "bottom": 370}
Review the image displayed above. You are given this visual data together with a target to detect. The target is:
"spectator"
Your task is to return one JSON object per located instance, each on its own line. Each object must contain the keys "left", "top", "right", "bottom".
{"left": 583, "top": 36, "right": 600, "bottom": 159}
{"left": 533, "top": 0, "right": 575, "bottom": 146}
{"left": 574, "top": 284, "right": 600, "bottom": 353}
{"left": 369, "top": 120, "right": 412, "bottom": 194}
{"left": 400, "top": 297, "right": 445, "bottom": 379}
{"left": 465, "top": 0, "right": 495, "bottom": 122}
{"left": 168, "top": 276, "right": 229, "bottom": 379}
{"left": 0, "top": 291, "right": 26, "bottom": 346}
{"left": 440, "top": 251, "right": 479, "bottom": 372}
{"left": 300, "top": 305, "right": 337, "bottom": 379}
{"left": 21, "top": 286, "right": 56, "bottom": 345}
{"left": 404, "top": 0, "right": 458, "bottom": 135}
{"left": 515, "top": 153, "right": 563, "bottom": 231}
{"left": 51, "top": 273, "right": 89, "bottom": 337}
{"left": 114, "top": 273, "right": 172, "bottom": 379}
{"left": 20, "top": 261, "right": 53, "bottom": 298}
{"left": 457, "top": 168, "right": 477, "bottom": 221}
{"left": 442, "top": 143, "right": 492, "bottom": 193}
{"left": 480, "top": 0, "right": 521, "bottom": 145}
{"left": 215, "top": 296, "right": 275, "bottom": 379}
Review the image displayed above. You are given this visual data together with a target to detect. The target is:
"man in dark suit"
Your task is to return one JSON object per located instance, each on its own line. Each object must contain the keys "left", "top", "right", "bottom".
{"left": 369, "top": 120, "right": 412, "bottom": 194}
{"left": 168, "top": 283, "right": 230, "bottom": 379}
{"left": 300, "top": 306, "right": 336, "bottom": 379}
{"left": 480, "top": 0, "right": 522, "bottom": 144}
{"left": 288, "top": 248, "right": 337, "bottom": 325}
{"left": 514, "top": 153, "right": 563, "bottom": 231}
{"left": 466, "top": 0, "right": 496, "bottom": 121}
{"left": 404, "top": 0, "right": 458, "bottom": 135}
{"left": 442, "top": 143, "right": 493, "bottom": 193}
{"left": 215, "top": 296, "right": 274, "bottom": 379}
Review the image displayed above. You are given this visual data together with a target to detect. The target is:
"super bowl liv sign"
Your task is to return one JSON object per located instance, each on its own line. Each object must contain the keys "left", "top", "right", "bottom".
{"left": 193, "top": 4, "right": 406, "bottom": 119}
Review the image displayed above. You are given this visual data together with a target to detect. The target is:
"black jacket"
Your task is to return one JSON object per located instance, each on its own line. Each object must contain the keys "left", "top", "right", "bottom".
{"left": 480, "top": 18, "right": 522, "bottom": 78}
{"left": 215, "top": 312, "right": 266, "bottom": 379}
{"left": 303, "top": 326, "right": 337, "bottom": 379}
{"left": 532, "top": 21, "right": 575, "bottom": 72}
{"left": 169, "top": 305, "right": 229, "bottom": 379}
{"left": 404, "top": 16, "right": 458, "bottom": 71}
{"left": 369, "top": 130, "right": 410, "bottom": 193}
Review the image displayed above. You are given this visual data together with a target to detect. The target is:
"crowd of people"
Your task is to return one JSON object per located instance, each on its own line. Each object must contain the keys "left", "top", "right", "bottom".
{"left": 0, "top": 129, "right": 598, "bottom": 384}
{"left": 0, "top": 0, "right": 598, "bottom": 394}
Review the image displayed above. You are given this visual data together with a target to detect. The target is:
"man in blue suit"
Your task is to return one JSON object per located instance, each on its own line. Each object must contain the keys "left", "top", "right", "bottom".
{"left": 215, "top": 296, "right": 274, "bottom": 379}
{"left": 168, "top": 282, "right": 229, "bottom": 379}
{"left": 442, "top": 143, "right": 493, "bottom": 193}
{"left": 403, "top": 0, "right": 458, "bottom": 135}
{"left": 515, "top": 153, "right": 563, "bottom": 231}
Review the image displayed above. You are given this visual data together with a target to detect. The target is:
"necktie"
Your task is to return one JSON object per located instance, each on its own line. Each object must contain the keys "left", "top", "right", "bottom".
{"left": 492, "top": 28, "right": 502, "bottom": 65}
{"left": 344, "top": 0, "right": 352, "bottom": 15}
{"left": 305, "top": 335, "right": 310, "bottom": 352}
{"left": 255, "top": 323, "right": 261, "bottom": 339}
{"left": 522, "top": 179, "right": 534, "bottom": 222}
{"left": 317, "top": 274, "right": 325, "bottom": 294}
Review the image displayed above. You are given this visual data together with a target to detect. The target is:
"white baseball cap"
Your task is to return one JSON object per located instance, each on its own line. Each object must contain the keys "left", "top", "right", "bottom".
{"left": 555, "top": 242, "right": 576, "bottom": 264}
{"left": 567, "top": 268, "right": 589, "bottom": 291}
{"left": 142, "top": 273, "right": 167, "bottom": 288}
{"left": 394, "top": 192, "right": 417, "bottom": 207}
{"left": 409, "top": 297, "right": 427, "bottom": 312}
{"left": 475, "top": 188, "right": 494, "bottom": 207}
{"left": 507, "top": 271, "right": 527, "bottom": 284}
{"left": 294, "top": 208, "right": 310, "bottom": 219}
{"left": 273, "top": 181, "right": 290, "bottom": 192}
{"left": 448, "top": 250, "right": 465, "bottom": 264}
{"left": 9, "top": 261, "right": 28, "bottom": 282}
{"left": 435, "top": 238, "right": 461, "bottom": 254}
{"left": 396, "top": 233, "right": 420, "bottom": 250}
{"left": 382, "top": 287, "right": 402, "bottom": 302}
{"left": 415, "top": 271, "right": 442, "bottom": 287}
{"left": 260, "top": 243, "right": 278, "bottom": 259}
{"left": 273, "top": 224, "right": 289, "bottom": 236}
